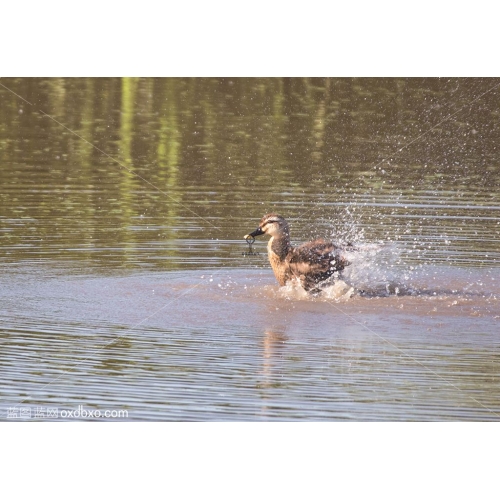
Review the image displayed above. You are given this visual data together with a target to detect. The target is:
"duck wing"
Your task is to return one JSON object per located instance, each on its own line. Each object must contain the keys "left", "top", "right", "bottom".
{"left": 286, "top": 239, "right": 350, "bottom": 291}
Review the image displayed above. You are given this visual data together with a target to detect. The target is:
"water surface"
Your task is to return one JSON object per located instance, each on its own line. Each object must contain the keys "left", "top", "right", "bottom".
{"left": 1, "top": 78, "right": 499, "bottom": 420}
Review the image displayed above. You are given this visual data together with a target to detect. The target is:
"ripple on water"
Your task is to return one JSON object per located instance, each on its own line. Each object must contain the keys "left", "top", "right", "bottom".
{"left": 1, "top": 264, "right": 499, "bottom": 421}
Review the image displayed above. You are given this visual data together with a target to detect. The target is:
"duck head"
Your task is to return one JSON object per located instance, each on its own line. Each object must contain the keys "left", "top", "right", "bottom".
{"left": 244, "top": 213, "right": 290, "bottom": 240}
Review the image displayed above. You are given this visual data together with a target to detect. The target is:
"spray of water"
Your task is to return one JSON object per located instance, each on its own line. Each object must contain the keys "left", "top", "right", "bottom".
{"left": 340, "top": 242, "right": 416, "bottom": 297}
{"left": 281, "top": 207, "right": 423, "bottom": 301}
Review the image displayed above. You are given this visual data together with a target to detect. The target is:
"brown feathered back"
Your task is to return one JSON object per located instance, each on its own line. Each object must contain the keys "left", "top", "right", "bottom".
{"left": 286, "top": 239, "right": 349, "bottom": 291}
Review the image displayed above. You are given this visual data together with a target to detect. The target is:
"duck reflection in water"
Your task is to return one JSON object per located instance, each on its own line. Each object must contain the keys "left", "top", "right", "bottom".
{"left": 244, "top": 213, "right": 355, "bottom": 294}
{"left": 259, "top": 329, "right": 289, "bottom": 419}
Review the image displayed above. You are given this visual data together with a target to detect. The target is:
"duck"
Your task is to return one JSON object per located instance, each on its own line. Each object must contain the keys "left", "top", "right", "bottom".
{"left": 244, "top": 213, "right": 353, "bottom": 293}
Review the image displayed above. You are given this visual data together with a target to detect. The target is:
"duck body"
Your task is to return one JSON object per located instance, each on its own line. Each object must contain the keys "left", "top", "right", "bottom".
{"left": 244, "top": 213, "right": 351, "bottom": 292}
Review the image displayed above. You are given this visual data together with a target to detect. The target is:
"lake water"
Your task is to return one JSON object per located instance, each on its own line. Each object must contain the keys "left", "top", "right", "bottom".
{"left": 1, "top": 77, "right": 499, "bottom": 421}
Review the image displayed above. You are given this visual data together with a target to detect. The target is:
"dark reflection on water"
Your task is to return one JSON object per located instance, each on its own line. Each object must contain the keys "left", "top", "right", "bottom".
{"left": 0, "top": 78, "right": 499, "bottom": 421}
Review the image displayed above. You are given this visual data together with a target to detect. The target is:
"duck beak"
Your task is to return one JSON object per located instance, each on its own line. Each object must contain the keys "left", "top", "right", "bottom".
{"left": 243, "top": 227, "right": 264, "bottom": 239}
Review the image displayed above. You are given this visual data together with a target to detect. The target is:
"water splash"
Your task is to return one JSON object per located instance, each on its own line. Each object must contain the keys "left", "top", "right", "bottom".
{"left": 340, "top": 242, "right": 416, "bottom": 297}
{"left": 276, "top": 277, "right": 355, "bottom": 302}
{"left": 275, "top": 242, "right": 417, "bottom": 301}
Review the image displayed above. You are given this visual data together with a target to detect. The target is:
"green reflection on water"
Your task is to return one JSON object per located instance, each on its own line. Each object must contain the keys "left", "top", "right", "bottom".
{"left": 0, "top": 78, "right": 499, "bottom": 270}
